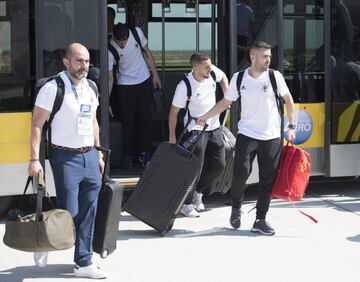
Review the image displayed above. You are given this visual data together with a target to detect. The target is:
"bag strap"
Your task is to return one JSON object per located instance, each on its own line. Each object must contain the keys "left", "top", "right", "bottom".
{"left": 87, "top": 79, "right": 99, "bottom": 98}
{"left": 47, "top": 76, "right": 65, "bottom": 144}
{"left": 130, "top": 27, "right": 147, "bottom": 58}
{"left": 210, "top": 70, "right": 216, "bottom": 82}
{"left": 182, "top": 76, "right": 192, "bottom": 119}
{"left": 236, "top": 70, "right": 245, "bottom": 121}
{"left": 269, "top": 68, "right": 285, "bottom": 144}
{"left": 269, "top": 68, "right": 284, "bottom": 115}
{"left": 108, "top": 41, "right": 120, "bottom": 81}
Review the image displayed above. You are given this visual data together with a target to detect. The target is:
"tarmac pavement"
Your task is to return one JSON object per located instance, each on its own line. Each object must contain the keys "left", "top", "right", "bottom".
{"left": 0, "top": 180, "right": 359, "bottom": 282}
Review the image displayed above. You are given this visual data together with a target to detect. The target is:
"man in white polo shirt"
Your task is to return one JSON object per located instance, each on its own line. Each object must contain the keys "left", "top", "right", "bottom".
{"left": 28, "top": 43, "right": 107, "bottom": 279}
{"left": 169, "top": 52, "right": 229, "bottom": 217}
{"left": 108, "top": 23, "right": 161, "bottom": 169}
{"left": 197, "top": 41, "right": 296, "bottom": 235}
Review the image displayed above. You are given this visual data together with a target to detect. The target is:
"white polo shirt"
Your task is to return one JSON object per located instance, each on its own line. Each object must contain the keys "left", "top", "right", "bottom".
{"left": 172, "top": 65, "right": 225, "bottom": 131}
{"left": 225, "top": 68, "right": 289, "bottom": 140}
{"left": 35, "top": 71, "right": 99, "bottom": 148}
{"left": 108, "top": 27, "right": 150, "bottom": 85}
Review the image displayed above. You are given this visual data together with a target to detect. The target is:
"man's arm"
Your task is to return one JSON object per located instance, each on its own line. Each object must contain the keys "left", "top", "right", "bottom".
{"left": 108, "top": 70, "right": 115, "bottom": 117}
{"left": 283, "top": 92, "right": 296, "bottom": 141}
{"left": 143, "top": 45, "right": 161, "bottom": 89}
{"left": 168, "top": 105, "right": 181, "bottom": 143}
{"left": 197, "top": 98, "right": 233, "bottom": 127}
{"left": 93, "top": 115, "right": 105, "bottom": 174}
{"left": 28, "top": 106, "right": 50, "bottom": 176}
{"left": 108, "top": 70, "right": 114, "bottom": 96}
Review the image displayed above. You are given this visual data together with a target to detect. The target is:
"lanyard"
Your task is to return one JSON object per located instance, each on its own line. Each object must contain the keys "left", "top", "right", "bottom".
{"left": 65, "top": 71, "right": 80, "bottom": 100}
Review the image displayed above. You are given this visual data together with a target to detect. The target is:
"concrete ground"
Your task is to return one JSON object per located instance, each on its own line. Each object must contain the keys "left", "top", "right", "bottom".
{"left": 0, "top": 180, "right": 359, "bottom": 282}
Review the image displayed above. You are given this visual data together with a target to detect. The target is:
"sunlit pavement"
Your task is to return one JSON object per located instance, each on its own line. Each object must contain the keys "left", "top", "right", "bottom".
{"left": 0, "top": 180, "right": 359, "bottom": 282}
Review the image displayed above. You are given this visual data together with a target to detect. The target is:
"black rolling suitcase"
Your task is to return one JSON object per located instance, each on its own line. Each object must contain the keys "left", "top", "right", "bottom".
{"left": 205, "top": 109, "right": 236, "bottom": 195}
{"left": 93, "top": 147, "right": 123, "bottom": 258}
{"left": 125, "top": 120, "right": 207, "bottom": 235}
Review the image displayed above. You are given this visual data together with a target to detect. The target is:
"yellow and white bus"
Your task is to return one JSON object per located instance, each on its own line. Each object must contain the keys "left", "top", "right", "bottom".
{"left": 0, "top": 0, "right": 359, "bottom": 215}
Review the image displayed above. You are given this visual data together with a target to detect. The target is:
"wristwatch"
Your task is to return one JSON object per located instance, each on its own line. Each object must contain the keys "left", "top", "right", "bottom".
{"left": 288, "top": 123, "right": 295, "bottom": 130}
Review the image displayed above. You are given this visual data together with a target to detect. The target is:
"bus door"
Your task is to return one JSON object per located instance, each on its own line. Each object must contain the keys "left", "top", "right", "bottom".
{"left": 326, "top": 0, "right": 360, "bottom": 177}
{"left": 107, "top": 0, "right": 219, "bottom": 176}
{"left": 35, "top": 0, "right": 108, "bottom": 190}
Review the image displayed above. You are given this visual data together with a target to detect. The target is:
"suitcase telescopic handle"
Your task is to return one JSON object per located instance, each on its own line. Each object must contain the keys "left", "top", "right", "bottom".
{"left": 175, "top": 117, "right": 208, "bottom": 156}
{"left": 222, "top": 107, "right": 231, "bottom": 127}
{"left": 95, "top": 146, "right": 111, "bottom": 184}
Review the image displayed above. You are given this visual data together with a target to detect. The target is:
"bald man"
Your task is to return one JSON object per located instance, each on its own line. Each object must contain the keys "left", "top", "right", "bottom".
{"left": 28, "top": 43, "right": 107, "bottom": 279}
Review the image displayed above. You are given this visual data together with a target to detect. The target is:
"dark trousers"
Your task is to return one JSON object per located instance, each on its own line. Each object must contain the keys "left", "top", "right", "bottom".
{"left": 50, "top": 148, "right": 101, "bottom": 267}
{"left": 185, "top": 128, "right": 226, "bottom": 204}
{"left": 116, "top": 77, "right": 152, "bottom": 155}
{"left": 231, "top": 134, "right": 281, "bottom": 219}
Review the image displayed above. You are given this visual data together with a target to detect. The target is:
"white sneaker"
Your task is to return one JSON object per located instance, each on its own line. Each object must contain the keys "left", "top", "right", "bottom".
{"left": 193, "top": 191, "right": 205, "bottom": 211}
{"left": 180, "top": 204, "right": 200, "bottom": 218}
{"left": 74, "top": 263, "right": 107, "bottom": 279}
{"left": 34, "top": 252, "right": 48, "bottom": 267}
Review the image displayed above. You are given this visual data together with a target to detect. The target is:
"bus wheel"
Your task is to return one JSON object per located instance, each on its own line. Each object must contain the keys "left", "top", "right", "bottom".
{"left": 0, "top": 196, "right": 14, "bottom": 218}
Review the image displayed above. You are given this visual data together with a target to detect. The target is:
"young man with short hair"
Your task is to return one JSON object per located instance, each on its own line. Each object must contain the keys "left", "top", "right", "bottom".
{"left": 169, "top": 52, "right": 229, "bottom": 217}
{"left": 197, "top": 41, "right": 296, "bottom": 235}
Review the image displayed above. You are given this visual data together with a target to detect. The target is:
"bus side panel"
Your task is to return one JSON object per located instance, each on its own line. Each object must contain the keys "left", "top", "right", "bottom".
{"left": 0, "top": 113, "right": 56, "bottom": 196}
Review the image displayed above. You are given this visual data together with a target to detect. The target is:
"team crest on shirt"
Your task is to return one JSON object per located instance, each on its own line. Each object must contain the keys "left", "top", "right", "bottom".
{"left": 262, "top": 83, "right": 268, "bottom": 92}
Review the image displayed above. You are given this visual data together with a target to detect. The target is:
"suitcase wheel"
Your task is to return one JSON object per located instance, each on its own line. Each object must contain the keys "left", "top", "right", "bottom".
{"left": 100, "top": 249, "right": 109, "bottom": 259}
{"left": 160, "top": 223, "right": 174, "bottom": 236}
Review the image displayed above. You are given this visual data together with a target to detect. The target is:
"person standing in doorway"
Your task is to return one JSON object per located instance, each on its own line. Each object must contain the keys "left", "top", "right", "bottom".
{"left": 28, "top": 43, "right": 107, "bottom": 279}
{"left": 108, "top": 23, "right": 161, "bottom": 169}
{"left": 197, "top": 41, "right": 296, "bottom": 235}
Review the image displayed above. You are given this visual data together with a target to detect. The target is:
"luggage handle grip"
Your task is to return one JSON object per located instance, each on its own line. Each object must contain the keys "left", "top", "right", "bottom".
{"left": 175, "top": 118, "right": 208, "bottom": 156}
{"left": 95, "top": 146, "right": 111, "bottom": 184}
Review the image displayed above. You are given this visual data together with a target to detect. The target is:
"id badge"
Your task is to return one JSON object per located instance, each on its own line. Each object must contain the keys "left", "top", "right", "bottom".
{"left": 78, "top": 104, "right": 93, "bottom": 136}
{"left": 78, "top": 114, "right": 93, "bottom": 136}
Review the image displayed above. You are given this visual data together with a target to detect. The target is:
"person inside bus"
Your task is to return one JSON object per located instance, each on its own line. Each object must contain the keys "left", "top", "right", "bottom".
{"left": 168, "top": 52, "right": 229, "bottom": 217}
{"left": 107, "top": 6, "right": 116, "bottom": 40}
{"left": 108, "top": 23, "right": 161, "bottom": 169}
{"left": 28, "top": 43, "right": 107, "bottom": 279}
{"left": 237, "top": 0, "right": 256, "bottom": 65}
{"left": 197, "top": 41, "right": 296, "bottom": 235}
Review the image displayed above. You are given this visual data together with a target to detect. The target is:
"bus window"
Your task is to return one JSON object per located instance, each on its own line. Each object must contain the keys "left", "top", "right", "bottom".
{"left": 331, "top": 0, "right": 360, "bottom": 144}
{"left": 0, "top": 22, "right": 11, "bottom": 74}
{"left": 148, "top": 22, "right": 216, "bottom": 70}
{"left": 236, "top": 0, "right": 278, "bottom": 70}
{"left": 0, "top": 0, "right": 32, "bottom": 112}
{"left": 283, "top": 0, "right": 325, "bottom": 103}
{"left": 148, "top": 2, "right": 218, "bottom": 70}
{"left": 38, "top": 0, "right": 103, "bottom": 77}
{"left": 108, "top": 4, "right": 126, "bottom": 26}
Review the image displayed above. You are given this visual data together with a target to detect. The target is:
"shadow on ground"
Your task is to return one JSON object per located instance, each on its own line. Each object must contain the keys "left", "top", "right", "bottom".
{"left": 0, "top": 264, "right": 75, "bottom": 282}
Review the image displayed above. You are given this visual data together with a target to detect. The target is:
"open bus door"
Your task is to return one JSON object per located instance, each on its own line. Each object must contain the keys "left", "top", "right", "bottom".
{"left": 107, "top": 0, "right": 222, "bottom": 186}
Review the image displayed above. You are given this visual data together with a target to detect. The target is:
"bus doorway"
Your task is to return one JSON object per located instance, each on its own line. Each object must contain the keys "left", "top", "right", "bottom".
{"left": 107, "top": 1, "right": 222, "bottom": 183}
